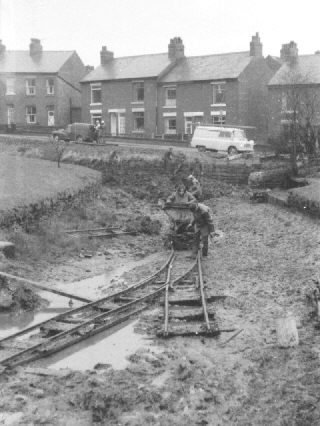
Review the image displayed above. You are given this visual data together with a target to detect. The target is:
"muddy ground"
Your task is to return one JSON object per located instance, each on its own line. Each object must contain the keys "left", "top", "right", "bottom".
{"left": 1, "top": 166, "right": 320, "bottom": 424}
{"left": 0, "top": 144, "right": 320, "bottom": 426}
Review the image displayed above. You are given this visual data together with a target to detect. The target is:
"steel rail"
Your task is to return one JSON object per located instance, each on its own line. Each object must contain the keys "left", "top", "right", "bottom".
{"left": 163, "top": 254, "right": 175, "bottom": 336}
{"left": 0, "top": 251, "right": 174, "bottom": 368}
{"left": 0, "top": 250, "right": 174, "bottom": 346}
{"left": 197, "top": 251, "right": 211, "bottom": 331}
{"left": 1, "top": 284, "right": 168, "bottom": 368}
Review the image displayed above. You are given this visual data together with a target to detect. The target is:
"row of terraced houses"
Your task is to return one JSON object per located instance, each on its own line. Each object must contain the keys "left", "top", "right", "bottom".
{"left": 1, "top": 35, "right": 320, "bottom": 142}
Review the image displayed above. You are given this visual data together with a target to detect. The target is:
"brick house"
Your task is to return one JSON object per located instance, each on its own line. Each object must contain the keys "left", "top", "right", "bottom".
{"left": 268, "top": 41, "right": 320, "bottom": 140}
{"left": 0, "top": 38, "right": 86, "bottom": 129}
{"left": 81, "top": 34, "right": 276, "bottom": 141}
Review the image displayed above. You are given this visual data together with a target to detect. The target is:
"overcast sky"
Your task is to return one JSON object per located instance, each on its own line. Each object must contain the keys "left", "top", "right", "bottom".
{"left": 1, "top": 0, "right": 320, "bottom": 67}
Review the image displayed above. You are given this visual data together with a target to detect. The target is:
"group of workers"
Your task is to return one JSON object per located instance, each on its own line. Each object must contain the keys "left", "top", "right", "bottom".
{"left": 165, "top": 175, "right": 214, "bottom": 257}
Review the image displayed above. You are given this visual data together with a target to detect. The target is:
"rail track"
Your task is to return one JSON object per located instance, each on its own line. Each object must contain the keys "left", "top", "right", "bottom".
{"left": 0, "top": 249, "right": 219, "bottom": 370}
{"left": 158, "top": 251, "right": 220, "bottom": 337}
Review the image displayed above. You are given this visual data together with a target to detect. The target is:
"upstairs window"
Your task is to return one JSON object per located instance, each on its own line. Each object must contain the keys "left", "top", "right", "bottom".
{"left": 26, "top": 106, "right": 36, "bottom": 124}
{"left": 26, "top": 78, "right": 36, "bottom": 95}
{"left": 133, "top": 111, "right": 144, "bottom": 131}
{"left": 212, "top": 83, "right": 226, "bottom": 105}
{"left": 133, "top": 81, "right": 144, "bottom": 102}
{"left": 6, "top": 78, "right": 15, "bottom": 95}
{"left": 165, "top": 87, "right": 176, "bottom": 107}
{"left": 91, "top": 83, "right": 102, "bottom": 104}
{"left": 46, "top": 78, "right": 55, "bottom": 95}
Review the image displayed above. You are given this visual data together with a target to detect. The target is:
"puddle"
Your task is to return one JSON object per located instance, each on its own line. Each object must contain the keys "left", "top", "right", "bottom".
{"left": 0, "top": 291, "right": 83, "bottom": 340}
{"left": 54, "top": 252, "right": 166, "bottom": 300}
{"left": 38, "top": 319, "right": 159, "bottom": 371}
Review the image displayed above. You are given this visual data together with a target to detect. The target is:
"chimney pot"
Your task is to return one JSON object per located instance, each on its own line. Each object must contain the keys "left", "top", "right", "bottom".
{"left": 168, "top": 36, "right": 185, "bottom": 61}
{"left": 100, "top": 45, "right": 114, "bottom": 65}
{"left": 250, "top": 32, "right": 263, "bottom": 57}
{"left": 29, "top": 38, "right": 43, "bottom": 58}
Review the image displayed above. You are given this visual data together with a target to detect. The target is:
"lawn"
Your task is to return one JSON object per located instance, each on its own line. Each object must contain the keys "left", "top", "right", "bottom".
{"left": 0, "top": 154, "right": 101, "bottom": 212}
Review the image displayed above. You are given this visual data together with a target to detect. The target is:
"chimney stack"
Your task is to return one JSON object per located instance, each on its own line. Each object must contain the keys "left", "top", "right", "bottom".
{"left": 0, "top": 40, "right": 6, "bottom": 56}
{"left": 280, "top": 41, "right": 298, "bottom": 64}
{"left": 85, "top": 65, "right": 94, "bottom": 74}
{"left": 250, "top": 32, "right": 263, "bottom": 57}
{"left": 100, "top": 46, "right": 114, "bottom": 65}
{"left": 29, "top": 38, "right": 43, "bottom": 58}
{"left": 168, "top": 37, "right": 185, "bottom": 61}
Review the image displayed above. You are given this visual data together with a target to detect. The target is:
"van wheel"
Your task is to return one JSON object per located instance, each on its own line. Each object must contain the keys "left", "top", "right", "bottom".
{"left": 228, "top": 146, "right": 238, "bottom": 155}
{"left": 76, "top": 135, "right": 83, "bottom": 143}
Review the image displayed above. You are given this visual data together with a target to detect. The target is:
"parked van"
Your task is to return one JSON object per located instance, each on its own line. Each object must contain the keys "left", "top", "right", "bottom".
{"left": 52, "top": 123, "right": 96, "bottom": 143}
{"left": 190, "top": 125, "right": 254, "bottom": 154}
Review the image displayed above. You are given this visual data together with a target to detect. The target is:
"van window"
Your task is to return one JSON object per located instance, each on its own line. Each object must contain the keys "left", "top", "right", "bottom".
{"left": 219, "top": 131, "right": 231, "bottom": 138}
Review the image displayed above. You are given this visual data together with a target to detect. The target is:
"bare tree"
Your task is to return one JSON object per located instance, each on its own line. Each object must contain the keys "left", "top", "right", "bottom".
{"left": 280, "top": 70, "right": 320, "bottom": 172}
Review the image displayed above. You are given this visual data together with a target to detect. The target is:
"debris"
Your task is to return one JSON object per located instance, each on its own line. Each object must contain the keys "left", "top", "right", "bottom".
{"left": 0, "top": 271, "right": 91, "bottom": 303}
{"left": 24, "top": 367, "right": 73, "bottom": 378}
{"left": 218, "top": 328, "right": 244, "bottom": 347}
{"left": 0, "top": 241, "right": 15, "bottom": 258}
{"left": 276, "top": 312, "right": 299, "bottom": 348}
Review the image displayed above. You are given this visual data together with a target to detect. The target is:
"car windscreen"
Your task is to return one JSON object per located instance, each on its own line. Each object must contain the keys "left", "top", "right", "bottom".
{"left": 233, "top": 130, "right": 246, "bottom": 140}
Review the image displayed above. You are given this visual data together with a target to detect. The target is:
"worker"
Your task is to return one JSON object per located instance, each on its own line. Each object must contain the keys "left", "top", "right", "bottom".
{"left": 189, "top": 202, "right": 214, "bottom": 257}
{"left": 187, "top": 174, "right": 203, "bottom": 201}
{"left": 163, "top": 147, "right": 173, "bottom": 171}
{"left": 166, "top": 183, "right": 196, "bottom": 205}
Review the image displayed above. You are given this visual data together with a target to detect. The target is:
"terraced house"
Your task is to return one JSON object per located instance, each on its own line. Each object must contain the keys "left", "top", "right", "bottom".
{"left": 268, "top": 41, "right": 320, "bottom": 140}
{"left": 0, "top": 39, "right": 86, "bottom": 129}
{"left": 81, "top": 34, "right": 276, "bottom": 141}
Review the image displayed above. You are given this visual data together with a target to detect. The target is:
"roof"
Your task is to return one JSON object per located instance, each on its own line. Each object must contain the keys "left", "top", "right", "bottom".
{"left": 0, "top": 51, "right": 75, "bottom": 73}
{"left": 81, "top": 53, "right": 172, "bottom": 82}
{"left": 160, "top": 51, "right": 253, "bottom": 82}
{"left": 268, "top": 54, "right": 320, "bottom": 86}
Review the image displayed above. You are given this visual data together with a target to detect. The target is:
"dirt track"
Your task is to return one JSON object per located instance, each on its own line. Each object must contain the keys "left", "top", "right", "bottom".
{"left": 1, "top": 191, "right": 320, "bottom": 425}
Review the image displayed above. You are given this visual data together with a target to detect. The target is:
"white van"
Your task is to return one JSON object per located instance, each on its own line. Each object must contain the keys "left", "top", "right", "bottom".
{"left": 190, "top": 125, "right": 254, "bottom": 155}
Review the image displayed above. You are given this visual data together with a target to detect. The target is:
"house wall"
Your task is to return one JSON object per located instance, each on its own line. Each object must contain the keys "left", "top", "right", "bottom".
{"left": 238, "top": 57, "right": 275, "bottom": 141}
{"left": 157, "top": 80, "right": 240, "bottom": 135}
{"left": 0, "top": 52, "right": 85, "bottom": 128}
{"left": 81, "top": 79, "right": 158, "bottom": 135}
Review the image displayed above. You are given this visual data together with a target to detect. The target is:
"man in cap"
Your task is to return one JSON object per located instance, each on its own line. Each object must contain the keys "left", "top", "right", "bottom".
{"left": 189, "top": 202, "right": 214, "bottom": 257}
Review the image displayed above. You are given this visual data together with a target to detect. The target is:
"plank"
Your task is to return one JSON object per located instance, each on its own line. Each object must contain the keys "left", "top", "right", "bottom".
{"left": 158, "top": 322, "right": 220, "bottom": 337}
{"left": 159, "top": 306, "right": 215, "bottom": 320}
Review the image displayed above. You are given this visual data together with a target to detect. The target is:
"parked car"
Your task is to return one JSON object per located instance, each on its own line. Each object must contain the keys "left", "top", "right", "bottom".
{"left": 52, "top": 123, "right": 96, "bottom": 143}
{"left": 190, "top": 125, "right": 254, "bottom": 154}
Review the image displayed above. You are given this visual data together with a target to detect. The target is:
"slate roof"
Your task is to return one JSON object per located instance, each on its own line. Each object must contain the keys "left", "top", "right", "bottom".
{"left": 160, "top": 51, "right": 253, "bottom": 82}
{"left": 81, "top": 53, "right": 172, "bottom": 82}
{"left": 268, "top": 54, "right": 320, "bottom": 86}
{"left": 0, "top": 51, "right": 75, "bottom": 73}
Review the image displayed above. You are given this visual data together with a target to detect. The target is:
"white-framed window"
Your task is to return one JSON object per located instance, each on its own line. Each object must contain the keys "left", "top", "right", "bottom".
{"left": 46, "top": 78, "right": 55, "bottom": 95}
{"left": 133, "top": 111, "right": 144, "bottom": 131}
{"left": 212, "top": 114, "right": 226, "bottom": 126}
{"left": 165, "top": 118, "right": 177, "bottom": 134}
{"left": 6, "top": 78, "right": 15, "bottom": 95}
{"left": 91, "top": 83, "right": 102, "bottom": 104}
{"left": 132, "top": 81, "right": 144, "bottom": 102}
{"left": 7, "top": 105, "right": 15, "bottom": 124}
{"left": 26, "top": 106, "right": 36, "bottom": 124}
{"left": 165, "top": 86, "right": 176, "bottom": 107}
{"left": 47, "top": 106, "right": 55, "bottom": 126}
{"left": 212, "top": 83, "right": 226, "bottom": 105}
{"left": 26, "top": 78, "right": 36, "bottom": 95}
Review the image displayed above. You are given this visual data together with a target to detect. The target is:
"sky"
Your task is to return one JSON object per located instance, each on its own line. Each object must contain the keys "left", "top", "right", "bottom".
{"left": 1, "top": 0, "right": 320, "bottom": 67}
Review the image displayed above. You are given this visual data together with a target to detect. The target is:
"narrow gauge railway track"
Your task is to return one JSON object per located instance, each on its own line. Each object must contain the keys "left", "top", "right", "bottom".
{"left": 158, "top": 250, "right": 220, "bottom": 338}
{"left": 0, "top": 251, "right": 176, "bottom": 370}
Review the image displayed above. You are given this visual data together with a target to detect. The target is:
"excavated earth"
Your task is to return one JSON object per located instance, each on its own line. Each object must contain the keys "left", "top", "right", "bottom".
{"left": 0, "top": 146, "right": 320, "bottom": 425}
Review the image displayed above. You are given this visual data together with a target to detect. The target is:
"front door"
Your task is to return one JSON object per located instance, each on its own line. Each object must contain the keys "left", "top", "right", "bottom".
{"left": 110, "top": 113, "right": 117, "bottom": 136}
{"left": 48, "top": 110, "right": 55, "bottom": 126}
{"left": 118, "top": 114, "right": 125, "bottom": 134}
{"left": 7, "top": 106, "right": 15, "bottom": 125}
